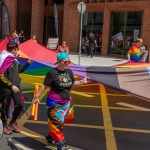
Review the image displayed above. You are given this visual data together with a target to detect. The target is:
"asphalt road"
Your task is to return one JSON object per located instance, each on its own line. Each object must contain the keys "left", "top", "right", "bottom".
{"left": 0, "top": 81, "right": 150, "bottom": 150}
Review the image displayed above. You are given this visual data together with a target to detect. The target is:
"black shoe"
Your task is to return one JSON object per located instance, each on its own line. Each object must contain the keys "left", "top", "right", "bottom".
{"left": 46, "top": 135, "right": 56, "bottom": 146}
{"left": 58, "top": 145, "right": 72, "bottom": 150}
{"left": 90, "top": 56, "right": 93, "bottom": 58}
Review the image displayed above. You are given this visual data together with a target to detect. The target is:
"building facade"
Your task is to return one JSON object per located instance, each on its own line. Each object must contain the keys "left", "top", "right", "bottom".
{"left": 1, "top": 0, "right": 150, "bottom": 61}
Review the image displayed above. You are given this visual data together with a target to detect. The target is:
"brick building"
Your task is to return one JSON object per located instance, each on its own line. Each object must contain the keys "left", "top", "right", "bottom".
{"left": 1, "top": 0, "right": 150, "bottom": 61}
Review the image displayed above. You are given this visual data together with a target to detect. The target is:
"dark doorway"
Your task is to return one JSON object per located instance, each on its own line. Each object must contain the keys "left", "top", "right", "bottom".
{"left": 17, "top": 0, "right": 32, "bottom": 40}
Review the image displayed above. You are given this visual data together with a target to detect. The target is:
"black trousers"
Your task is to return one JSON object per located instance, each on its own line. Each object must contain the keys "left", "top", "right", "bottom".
{"left": 0, "top": 88, "right": 23, "bottom": 126}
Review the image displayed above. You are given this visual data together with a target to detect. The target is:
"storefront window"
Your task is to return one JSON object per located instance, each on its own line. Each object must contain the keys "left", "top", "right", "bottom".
{"left": 109, "top": 11, "right": 143, "bottom": 55}
{"left": 82, "top": 12, "right": 103, "bottom": 54}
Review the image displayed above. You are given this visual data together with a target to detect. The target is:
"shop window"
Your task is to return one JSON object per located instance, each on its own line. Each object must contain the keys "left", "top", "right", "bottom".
{"left": 109, "top": 11, "right": 143, "bottom": 55}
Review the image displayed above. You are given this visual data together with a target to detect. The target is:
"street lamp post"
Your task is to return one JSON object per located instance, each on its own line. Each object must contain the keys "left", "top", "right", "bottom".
{"left": 77, "top": 2, "right": 86, "bottom": 65}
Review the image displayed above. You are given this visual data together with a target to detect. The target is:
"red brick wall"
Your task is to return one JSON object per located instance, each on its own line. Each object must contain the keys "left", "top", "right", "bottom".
{"left": 4, "top": 0, "right": 17, "bottom": 35}
{"left": 31, "top": 0, "right": 44, "bottom": 43}
{"left": 63, "top": 0, "right": 80, "bottom": 52}
{"left": 65, "top": 1, "right": 150, "bottom": 61}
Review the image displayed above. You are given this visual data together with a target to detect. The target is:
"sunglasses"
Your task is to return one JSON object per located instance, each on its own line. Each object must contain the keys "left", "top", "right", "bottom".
{"left": 61, "top": 61, "right": 71, "bottom": 64}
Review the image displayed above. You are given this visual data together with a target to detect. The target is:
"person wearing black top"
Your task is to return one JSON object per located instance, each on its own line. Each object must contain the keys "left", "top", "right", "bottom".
{"left": 88, "top": 32, "right": 98, "bottom": 58}
{"left": 19, "top": 30, "right": 25, "bottom": 43}
{"left": 32, "top": 52, "right": 88, "bottom": 150}
{"left": 0, "top": 41, "right": 32, "bottom": 134}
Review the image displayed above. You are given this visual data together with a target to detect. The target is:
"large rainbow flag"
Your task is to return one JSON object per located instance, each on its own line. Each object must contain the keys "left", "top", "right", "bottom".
{"left": 0, "top": 39, "right": 150, "bottom": 100}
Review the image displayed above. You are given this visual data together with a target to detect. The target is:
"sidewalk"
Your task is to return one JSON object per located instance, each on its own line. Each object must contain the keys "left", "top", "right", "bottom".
{"left": 68, "top": 53, "right": 128, "bottom": 67}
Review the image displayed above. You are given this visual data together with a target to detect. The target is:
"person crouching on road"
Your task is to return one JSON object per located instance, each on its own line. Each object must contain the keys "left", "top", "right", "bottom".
{"left": 32, "top": 52, "right": 88, "bottom": 150}
{"left": 0, "top": 41, "right": 32, "bottom": 134}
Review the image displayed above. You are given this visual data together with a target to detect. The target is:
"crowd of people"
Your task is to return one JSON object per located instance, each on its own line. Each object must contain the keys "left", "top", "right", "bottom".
{"left": 8, "top": 30, "right": 38, "bottom": 45}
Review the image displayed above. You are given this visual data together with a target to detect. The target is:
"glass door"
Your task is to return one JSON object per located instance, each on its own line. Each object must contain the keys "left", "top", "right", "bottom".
{"left": 109, "top": 11, "right": 143, "bottom": 55}
{"left": 82, "top": 12, "right": 103, "bottom": 54}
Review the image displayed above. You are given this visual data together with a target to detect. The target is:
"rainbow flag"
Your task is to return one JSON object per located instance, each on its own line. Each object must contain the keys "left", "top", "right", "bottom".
{"left": 0, "top": 50, "right": 15, "bottom": 74}
{"left": 1, "top": 39, "right": 150, "bottom": 100}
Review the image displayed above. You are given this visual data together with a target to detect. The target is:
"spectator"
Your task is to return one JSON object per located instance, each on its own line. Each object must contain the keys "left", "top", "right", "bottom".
{"left": 9, "top": 31, "right": 20, "bottom": 44}
{"left": 57, "top": 41, "right": 69, "bottom": 53}
{"left": 81, "top": 37, "right": 89, "bottom": 54}
{"left": 140, "top": 44, "right": 148, "bottom": 62}
{"left": 127, "top": 38, "right": 148, "bottom": 62}
{"left": 32, "top": 34, "right": 37, "bottom": 42}
{"left": 19, "top": 30, "right": 25, "bottom": 43}
{"left": 87, "top": 32, "right": 98, "bottom": 58}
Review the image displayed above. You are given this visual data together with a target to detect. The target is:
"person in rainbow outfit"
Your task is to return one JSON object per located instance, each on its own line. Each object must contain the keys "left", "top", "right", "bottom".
{"left": 127, "top": 38, "right": 148, "bottom": 62}
{"left": 32, "top": 52, "right": 88, "bottom": 150}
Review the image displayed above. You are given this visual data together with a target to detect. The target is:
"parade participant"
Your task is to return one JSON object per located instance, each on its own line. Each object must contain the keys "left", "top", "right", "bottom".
{"left": 0, "top": 41, "right": 32, "bottom": 134}
{"left": 128, "top": 38, "right": 148, "bottom": 62}
{"left": 57, "top": 41, "right": 69, "bottom": 53}
{"left": 32, "top": 52, "right": 88, "bottom": 150}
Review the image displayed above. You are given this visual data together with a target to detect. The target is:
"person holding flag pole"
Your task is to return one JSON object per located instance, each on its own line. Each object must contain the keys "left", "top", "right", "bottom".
{"left": 32, "top": 52, "right": 88, "bottom": 150}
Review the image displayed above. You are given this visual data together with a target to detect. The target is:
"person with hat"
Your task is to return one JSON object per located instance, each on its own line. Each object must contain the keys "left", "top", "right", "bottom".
{"left": 32, "top": 52, "right": 88, "bottom": 150}
{"left": 0, "top": 41, "right": 32, "bottom": 135}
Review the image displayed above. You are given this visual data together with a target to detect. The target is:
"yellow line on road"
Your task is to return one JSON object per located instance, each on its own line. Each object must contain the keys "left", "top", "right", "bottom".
{"left": 21, "top": 131, "right": 43, "bottom": 138}
{"left": 74, "top": 105, "right": 139, "bottom": 111}
{"left": 24, "top": 102, "right": 140, "bottom": 111}
{"left": 18, "top": 89, "right": 49, "bottom": 145}
{"left": 100, "top": 84, "right": 117, "bottom": 150}
{"left": 20, "top": 120, "right": 150, "bottom": 135}
{"left": 114, "top": 127, "right": 150, "bottom": 134}
{"left": 82, "top": 92, "right": 129, "bottom": 97}
{"left": 71, "top": 91, "right": 94, "bottom": 97}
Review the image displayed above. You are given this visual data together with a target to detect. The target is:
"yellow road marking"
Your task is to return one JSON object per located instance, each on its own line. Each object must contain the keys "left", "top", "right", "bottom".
{"left": 83, "top": 92, "right": 129, "bottom": 97}
{"left": 74, "top": 105, "right": 141, "bottom": 111}
{"left": 114, "top": 127, "right": 150, "bottom": 134}
{"left": 18, "top": 89, "right": 49, "bottom": 145}
{"left": 24, "top": 102, "right": 141, "bottom": 111}
{"left": 19, "top": 120, "right": 150, "bottom": 135}
{"left": 100, "top": 84, "right": 117, "bottom": 150}
{"left": 117, "top": 102, "right": 150, "bottom": 111}
{"left": 21, "top": 131, "right": 42, "bottom": 138}
{"left": 71, "top": 91, "right": 94, "bottom": 97}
